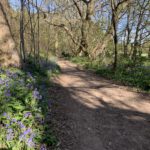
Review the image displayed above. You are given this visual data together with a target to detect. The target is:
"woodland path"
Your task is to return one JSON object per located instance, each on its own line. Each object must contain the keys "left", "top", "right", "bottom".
{"left": 49, "top": 60, "right": 150, "bottom": 150}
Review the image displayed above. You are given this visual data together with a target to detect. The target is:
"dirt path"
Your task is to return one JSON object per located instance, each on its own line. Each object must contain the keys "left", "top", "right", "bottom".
{"left": 49, "top": 60, "right": 150, "bottom": 150}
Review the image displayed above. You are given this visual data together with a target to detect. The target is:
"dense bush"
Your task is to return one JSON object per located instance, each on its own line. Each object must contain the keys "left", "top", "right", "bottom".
{"left": 96, "top": 67, "right": 150, "bottom": 91}
{"left": 0, "top": 68, "right": 57, "bottom": 150}
{"left": 69, "top": 56, "right": 150, "bottom": 92}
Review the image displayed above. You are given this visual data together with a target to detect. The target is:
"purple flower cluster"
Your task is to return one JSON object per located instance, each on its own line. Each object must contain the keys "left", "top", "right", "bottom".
{"left": 3, "top": 113, "right": 36, "bottom": 148}
{"left": 40, "top": 144, "right": 47, "bottom": 150}
{"left": 19, "top": 128, "right": 32, "bottom": 140}
{"left": 0, "top": 69, "right": 25, "bottom": 88}
{"left": 3, "top": 112, "right": 10, "bottom": 119}
{"left": 27, "top": 72, "right": 33, "bottom": 79}
{"left": 1, "top": 69, "right": 45, "bottom": 148}
{"left": 0, "top": 78, "right": 10, "bottom": 86}
{"left": 0, "top": 78, "right": 4, "bottom": 85}
{"left": 6, "top": 70, "right": 12, "bottom": 77}
{"left": 27, "top": 83, "right": 33, "bottom": 90}
{"left": 19, "top": 128, "right": 35, "bottom": 148}
{"left": 33, "top": 88, "right": 42, "bottom": 100}
{"left": 24, "top": 112, "right": 32, "bottom": 118}
{"left": 6, "top": 128, "right": 14, "bottom": 141}
{"left": 27, "top": 72, "right": 36, "bottom": 83}
{"left": 5, "top": 70, "right": 19, "bottom": 79}
{"left": 1, "top": 69, "right": 42, "bottom": 101}
{"left": 4, "top": 89, "right": 11, "bottom": 97}
{"left": 18, "top": 121, "right": 25, "bottom": 129}
{"left": 26, "top": 133, "right": 35, "bottom": 148}
{"left": 3, "top": 113, "right": 23, "bottom": 128}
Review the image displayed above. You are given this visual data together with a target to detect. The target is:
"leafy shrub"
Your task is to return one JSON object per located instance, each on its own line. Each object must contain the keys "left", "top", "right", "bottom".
{"left": 96, "top": 66, "right": 150, "bottom": 91}
{"left": 70, "top": 56, "right": 150, "bottom": 92}
{"left": 0, "top": 68, "right": 56, "bottom": 149}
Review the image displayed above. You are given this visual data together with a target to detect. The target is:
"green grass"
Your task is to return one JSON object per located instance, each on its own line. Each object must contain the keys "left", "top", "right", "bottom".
{"left": 69, "top": 56, "right": 150, "bottom": 92}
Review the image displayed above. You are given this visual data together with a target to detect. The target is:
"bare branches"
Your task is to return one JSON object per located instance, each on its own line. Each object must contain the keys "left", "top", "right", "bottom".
{"left": 72, "top": 0, "right": 83, "bottom": 18}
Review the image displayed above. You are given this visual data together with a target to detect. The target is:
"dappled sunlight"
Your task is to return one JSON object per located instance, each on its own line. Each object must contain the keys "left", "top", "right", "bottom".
{"left": 70, "top": 91, "right": 103, "bottom": 109}
{"left": 93, "top": 88, "right": 150, "bottom": 114}
{"left": 50, "top": 60, "right": 150, "bottom": 150}
{"left": 124, "top": 115, "right": 147, "bottom": 121}
{"left": 1, "top": 0, "right": 149, "bottom": 149}
{"left": 54, "top": 60, "right": 150, "bottom": 114}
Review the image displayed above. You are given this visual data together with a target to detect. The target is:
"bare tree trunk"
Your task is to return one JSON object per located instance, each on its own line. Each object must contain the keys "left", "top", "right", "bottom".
{"left": 55, "top": 32, "right": 59, "bottom": 56}
{"left": 112, "top": 18, "right": 118, "bottom": 70}
{"left": 27, "top": 0, "right": 36, "bottom": 57}
{"left": 124, "top": 5, "right": 131, "bottom": 57}
{"left": 0, "top": 0, "right": 20, "bottom": 67}
{"left": 91, "top": 30, "right": 113, "bottom": 59}
{"left": 132, "top": 0, "right": 148, "bottom": 63}
{"left": 111, "top": 0, "right": 118, "bottom": 70}
{"left": 92, "top": 0, "right": 129, "bottom": 59}
{"left": 73, "top": 0, "right": 94, "bottom": 56}
{"left": 36, "top": 0, "right": 40, "bottom": 63}
{"left": 148, "top": 47, "right": 150, "bottom": 59}
{"left": 78, "top": 20, "right": 89, "bottom": 56}
{"left": 20, "top": 0, "right": 26, "bottom": 63}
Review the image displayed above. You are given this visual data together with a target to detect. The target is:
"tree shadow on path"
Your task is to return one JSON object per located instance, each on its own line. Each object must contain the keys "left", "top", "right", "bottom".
{"left": 48, "top": 61, "right": 150, "bottom": 150}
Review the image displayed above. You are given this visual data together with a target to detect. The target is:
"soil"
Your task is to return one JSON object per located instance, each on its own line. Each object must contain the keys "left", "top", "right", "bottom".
{"left": 49, "top": 60, "right": 150, "bottom": 150}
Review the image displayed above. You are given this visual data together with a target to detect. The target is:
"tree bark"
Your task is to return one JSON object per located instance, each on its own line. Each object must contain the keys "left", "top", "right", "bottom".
{"left": 124, "top": 5, "right": 131, "bottom": 57}
{"left": 111, "top": 0, "right": 118, "bottom": 70}
{"left": 73, "top": 0, "right": 94, "bottom": 56}
{"left": 92, "top": 0, "right": 129, "bottom": 59}
{"left": 0, "top": 0, "right": 20, "bottom": 67}
{"left": 148, "top": 47, "right": 150, "bottom": 59}
{"left": 20, "top": 0, "right": 26, "bottom": 63}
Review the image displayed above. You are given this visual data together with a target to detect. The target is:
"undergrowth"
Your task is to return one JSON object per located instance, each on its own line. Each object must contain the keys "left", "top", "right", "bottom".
{"left": 69, "top": 56, "right": 150, "bottom": 92}
{"left": 0, "top": 58, "right": 60, "bottom": 150}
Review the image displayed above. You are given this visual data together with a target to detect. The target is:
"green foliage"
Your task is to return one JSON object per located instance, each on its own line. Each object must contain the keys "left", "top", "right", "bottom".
{"left": 70, "top": 56, "right": 150, "bottom": 92}
{"left": 96, "top": 67, "right": 150, "bottom": 91}
{"left": 0, "top": 60, "right": 59, "bottom": 149}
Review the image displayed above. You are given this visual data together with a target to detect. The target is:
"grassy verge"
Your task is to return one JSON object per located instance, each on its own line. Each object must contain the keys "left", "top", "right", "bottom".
{"left": 0, "top": 58, "right": 60, "bottom": 150}
{"left": 69, "top": 56, "right": 150, "bottom": 92}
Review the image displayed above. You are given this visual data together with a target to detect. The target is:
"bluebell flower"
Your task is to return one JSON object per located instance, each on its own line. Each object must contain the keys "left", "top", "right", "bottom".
{"left": 19, "top": 134, "right": 25, "bottom": 141}
{"left": 33, "top": 89, "right": 42, "bottom": 100}
{"left": 5, "top": 124, "right": 9, "bottom": 128}
{"left": 20, "top": 79, "right": 24, "bottom": 85}
{"left": 0, "top": 78, "right": 4, "bottom": 85}
{"left": 40, "top": 144, "right": 47, "bottom": 150}
{"left": 27, "top": 72, "right": 32, "bottom": 78}
{"left": 24, "top": 112, "right": 32, "bottom": 118}
{"left": 12, "top": 118, "right": 17, "bottom": 123}
{"left": 3, "top": 112, "right": 7, "bottom": 117}
{"left": 6, "top": 128, "right": 14, "bottom": 141}
{"left": 26, "top": 133, "right": 35, "bottom": 148}
{"left": 7, "top": 128, "right": 13, "bottom": 133}
{"left": 19, "top": 128, "right": 32, "bottom": 141}
{"left": 27, "top": 83, "right": 33, "bottom": 89}
{"left": 6, "top": 70, "right": 12, "bottom": 77}
{"left": 12, "top": 73, "right": 18, "bottom": 79}
{"left": 5, "top": 90, "right": 11, "bottom": 97}
{"left": 3, "top": 112, "right": 10, "bottom": 119}
{"left": 5, "top": 82, "right": 9, "bottom": 88}
{"left": 24, "top": 128, "right": 32, "bottom": 135}
{"left": 18, "top": 121, "right": 25, "bottom": 129}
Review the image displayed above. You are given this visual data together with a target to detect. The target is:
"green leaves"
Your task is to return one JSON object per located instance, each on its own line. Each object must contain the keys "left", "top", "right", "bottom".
{"left": 0, "top": 64, "right": 59, "bottom": 149}
{"left": 70, "top": 56, "right": 150, "bottom": 92}
{"left": 0, "top": 69, "right": 44, "bottom": 149}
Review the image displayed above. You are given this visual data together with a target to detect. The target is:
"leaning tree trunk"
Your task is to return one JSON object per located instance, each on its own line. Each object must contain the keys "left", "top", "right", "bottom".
{"left": 75, "top": 0, "right": 94, "bottom": 57}
{"left": 148, "top": 47, "right": 150, "bottom": 59}
{"left": 0, "top": 0, "right": 20, "bottom": 67}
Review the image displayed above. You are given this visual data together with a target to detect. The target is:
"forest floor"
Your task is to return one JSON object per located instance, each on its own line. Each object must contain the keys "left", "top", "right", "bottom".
{"left": 49, "top": 60, "right": 150, "bottom": 150}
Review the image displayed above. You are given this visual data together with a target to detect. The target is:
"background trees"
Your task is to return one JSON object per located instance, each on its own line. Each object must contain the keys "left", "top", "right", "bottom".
{"left": 0, "top": 0, "right": 149, "bottom": 69}
{"left": 0, "top": 0, "right": 20, "bottom": 67}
